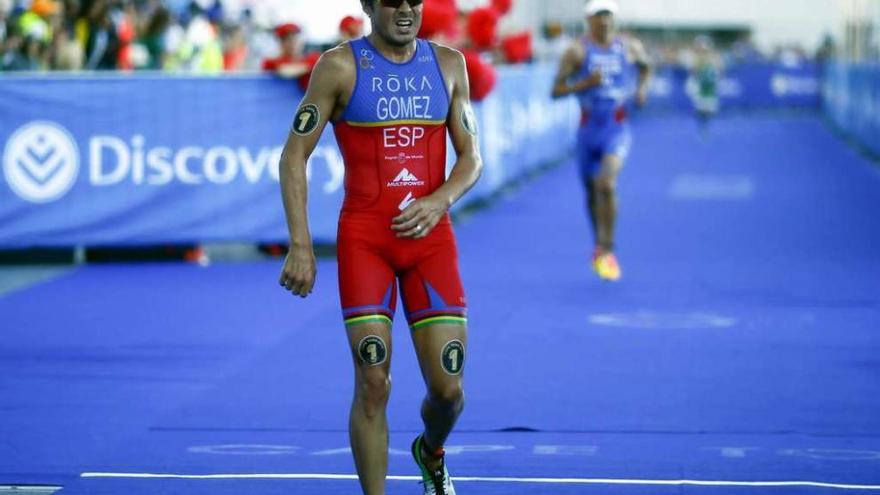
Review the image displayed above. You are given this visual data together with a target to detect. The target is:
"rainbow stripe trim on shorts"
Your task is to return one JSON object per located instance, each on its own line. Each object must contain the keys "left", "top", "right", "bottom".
{"left": 408, "top": 282, "right": 467, "bottom": 331}
{"left": 342, "top": 285, "right": 395, "bottom": 329}
{"left": 344, "top": 313, "right": 393, "bottom": 328}
{"left": 410, "top": 314, "right": 467, "bottom": 331}
{"left": 343, "top": 305, "right": 394, "bottom": 329}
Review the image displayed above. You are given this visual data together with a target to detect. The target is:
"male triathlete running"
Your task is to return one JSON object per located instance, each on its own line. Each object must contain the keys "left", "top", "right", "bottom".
{"left": 552, "top": 0, "right": 652, "bottom": 281}
{"left": 278, "top": 0, "right": 482, "bottom": 493}
{"left": 689, "top": 35, "right": 722, "bottom": 134}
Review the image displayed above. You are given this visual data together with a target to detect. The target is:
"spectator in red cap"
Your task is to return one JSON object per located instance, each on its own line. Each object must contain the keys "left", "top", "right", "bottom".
{"left": 338, "top": 15, "right": 363, "bottom": 42}
{"left": 275, "top": 22, "right": 300, "bottom": 40}
{"left": 262, "top": 22, "right": 310, "bottom": 78}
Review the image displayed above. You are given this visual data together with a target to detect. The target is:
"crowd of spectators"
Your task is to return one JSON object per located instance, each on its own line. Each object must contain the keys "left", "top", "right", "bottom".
{"left": 1, "top": 0, "right": 833, "bottom": 97}
{"left": 1, "top": 0, "right": 839, "bottom": 264}
{"left": 639, "top": 35, "right": 831, "bottom": 69}
{"left": 0, "top": 0, "right": 361, "bottom": 73}
{"left": 0, "top": 0, "right": 518, "bottom": 99}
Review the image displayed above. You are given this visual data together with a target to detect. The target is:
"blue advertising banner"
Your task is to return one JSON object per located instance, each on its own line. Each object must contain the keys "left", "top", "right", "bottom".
{"left": 647, "top": 62, "right": 821, "bottom": 112}
{"left": 823, "top": 62, "right": 880, "bottom": 157}
{"left": 0, "top": 67, "right": 578, "bottom": 247}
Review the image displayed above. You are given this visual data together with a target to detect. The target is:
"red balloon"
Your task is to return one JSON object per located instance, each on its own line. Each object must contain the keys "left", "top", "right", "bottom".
{"left": 418, "top": 0, "right": 458, "bottom": 39}
{"left": 463, "top": 49, "right": 497, "bottom": 101}
{"left": 501, "top": 31, "right": 532, "bottom": 64}
{"left": 491, "top": 0, "right": 513, "bottom": 15}
{"left": 466, "top": 7, "right": 499, "bottom": 50}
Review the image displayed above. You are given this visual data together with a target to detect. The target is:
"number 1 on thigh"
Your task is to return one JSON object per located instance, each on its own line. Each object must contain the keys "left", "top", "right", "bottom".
{"left": 298, "top": 113, "right": 310, "bottom": 132}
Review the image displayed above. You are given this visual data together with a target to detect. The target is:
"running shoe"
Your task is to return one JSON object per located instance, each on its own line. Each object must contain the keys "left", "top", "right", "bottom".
{"left": 411, "top": 435, "right": 456, "bottom": 495}
{"left": 592, "top": 247, "right": 603, "bottom": 268}
{"left": 594, "top": 251, "right": 622, "bottom": 281}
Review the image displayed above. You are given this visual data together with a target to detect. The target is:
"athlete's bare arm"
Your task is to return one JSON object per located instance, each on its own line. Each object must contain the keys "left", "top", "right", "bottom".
{"left": 279, "top": 45, "right": 354, "bottom": 296}
{"left": 392, "top": 44, "right": 482, "bottom": 240}
{"left": 551, "top": 41, "right": 601, "bottom": 99}
{"left": 627, "top": 37, "right": 652, "bottom": 107}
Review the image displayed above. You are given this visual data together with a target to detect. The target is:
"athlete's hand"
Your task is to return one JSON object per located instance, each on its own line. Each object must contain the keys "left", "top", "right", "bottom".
{"left": 279, "top": 245, "right": 317, "bottom": 297}
{"left": 573, "top": 70, "right": 604, "bottom": 92}
{"left": 391, "top": 195, "right": 447, "bottom": 239}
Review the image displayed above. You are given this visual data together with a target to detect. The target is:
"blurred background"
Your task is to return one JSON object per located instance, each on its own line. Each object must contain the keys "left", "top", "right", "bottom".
{"left": 1, "top": 0, "right": 877, "bottom": 72}
{"left": 2, "top": 2, "right": 880, "bottom": 495}
{"left": 0, "top": 0, "right": 877, "bottom": 259}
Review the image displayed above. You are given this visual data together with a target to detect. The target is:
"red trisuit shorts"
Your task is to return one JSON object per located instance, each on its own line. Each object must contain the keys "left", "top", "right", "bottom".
{"left": 337, "top": 212, "right": 467, "bottom": 331}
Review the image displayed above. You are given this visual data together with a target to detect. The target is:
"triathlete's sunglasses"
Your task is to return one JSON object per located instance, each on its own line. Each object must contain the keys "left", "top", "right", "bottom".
{"left": 379, "top": 0, "right": 423, "bottom": 8}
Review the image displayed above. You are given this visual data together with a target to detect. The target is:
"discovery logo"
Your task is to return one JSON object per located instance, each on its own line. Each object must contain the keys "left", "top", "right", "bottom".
{"left": 771, "top": 74, "right": 819, "bottom": 97}
{"left": 88, "top": 135, "right": 285, "bottom": 186}
{"left": 3, "top": 121, "right": 345, "bottom": 203}
{"left": 3, "top": 121, "right": 80, "bottom": 203}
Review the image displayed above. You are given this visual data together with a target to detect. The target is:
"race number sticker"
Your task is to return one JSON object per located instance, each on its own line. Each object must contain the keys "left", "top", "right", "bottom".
{"left": 461, "top": 103, "right": 478, "bottom": 136}
{"left": 441, "top": 340, "right": 465, "bottom": 375}
{"left": 357, "top": 335, "right": 388, "bottom": 366}
{"left": 292, "top": 104, "right": 320, "bottom": 136}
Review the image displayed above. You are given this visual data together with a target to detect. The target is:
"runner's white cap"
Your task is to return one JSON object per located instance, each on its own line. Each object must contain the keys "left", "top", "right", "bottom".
{"left": 585, "top": 0, "right": 619, "bottom": 16}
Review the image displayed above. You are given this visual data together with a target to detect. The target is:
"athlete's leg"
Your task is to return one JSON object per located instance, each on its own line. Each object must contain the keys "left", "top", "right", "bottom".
{"left": 346, "top": 321, "right": 393, "bottom": 495}
{"left": 585, "top": 176, "right": 599, "bottom": 243}
{"left": 696, "top": 98, "right": 719, "bottom": 137}
{"left": 577, "top": 126, "right": 601, "bottom": 244}
{"left": 593, "top": 154, "right": 623, "bottom": 252}
{"left": 411, "top": 322, "right": 466, "bottom": 470}
{"left": 400, "top": 232, "right": 467, "bottom": 472}
{"left": 593, "top": 124, "right": 631, "bottom": 253}
{"left": 696, "top": 104, "right": 711, "bottom": 135}
{"left": 338, "top": 228, "right": 398, "bottom": 495}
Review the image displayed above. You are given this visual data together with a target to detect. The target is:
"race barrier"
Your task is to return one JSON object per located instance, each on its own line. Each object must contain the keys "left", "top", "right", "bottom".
{"left": 822, "top": 61, "right": 880, "bottom": 157}
{"left": 0, "top": 59, "right": 827, "bottom": 247}
{"left": 0, "top": 67, "right": 577, "bottom": 246}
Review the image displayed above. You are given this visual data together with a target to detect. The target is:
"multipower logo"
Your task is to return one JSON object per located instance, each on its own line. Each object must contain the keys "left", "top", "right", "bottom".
{"left": 3, "top": 121, "right": 80, "bottom": 203}
{"left": 3, "top": 121, "right": 345, "bottom": 203}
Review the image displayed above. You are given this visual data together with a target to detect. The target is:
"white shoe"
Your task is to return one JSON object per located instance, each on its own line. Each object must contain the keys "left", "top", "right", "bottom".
{"left": 412, "top": 435, "right": 456, "bottom": 495}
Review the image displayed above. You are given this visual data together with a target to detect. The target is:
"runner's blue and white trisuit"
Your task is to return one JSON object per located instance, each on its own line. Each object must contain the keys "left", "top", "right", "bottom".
{"left": 573, "top": 37, "right": 635, "bottom": 179}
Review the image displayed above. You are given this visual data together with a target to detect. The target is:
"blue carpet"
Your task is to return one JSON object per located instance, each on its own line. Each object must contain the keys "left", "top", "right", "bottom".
{"left": 1, "top": 114, "right": 879, "bottom": 494}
